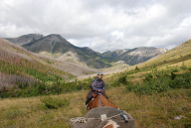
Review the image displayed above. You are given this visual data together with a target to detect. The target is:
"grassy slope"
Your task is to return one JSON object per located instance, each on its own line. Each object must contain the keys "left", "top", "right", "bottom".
{"left": 0, "top": 87, "right": 190, "bottom": 128}
{"left": 98, "top": 39, "right": 191, "bottom": 127}
{"left": 0, "top": 39, "right": 74, "bottom": 88}
{"left": 38, "top": 51, "right": 98, "bottom": 76}
{"left": 111, "top": 39, "right": 191, "bottom": 85}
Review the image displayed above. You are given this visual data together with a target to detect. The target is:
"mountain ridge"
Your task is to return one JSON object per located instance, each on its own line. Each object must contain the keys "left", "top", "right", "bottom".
{"left": 6, "top": 33, "right": 166, "bottom": 68}
{"left": 102, "top": 47, "right": 167, "bottom": 65}
{"left": 136, "top": 39, "right": 191, "bottom": 69}
{"left": 6, "top": 34, "right": 43, "bottom": 45}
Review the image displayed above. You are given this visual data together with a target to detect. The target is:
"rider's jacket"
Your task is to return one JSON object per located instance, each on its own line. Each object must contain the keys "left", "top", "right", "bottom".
{"left": 91, "top": 78, "right": 105, "bottom": 91}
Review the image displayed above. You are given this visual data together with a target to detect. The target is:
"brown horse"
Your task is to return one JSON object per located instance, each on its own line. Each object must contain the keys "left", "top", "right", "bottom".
{"left": 87, "top": 92, "right": 118, "bottom": 110}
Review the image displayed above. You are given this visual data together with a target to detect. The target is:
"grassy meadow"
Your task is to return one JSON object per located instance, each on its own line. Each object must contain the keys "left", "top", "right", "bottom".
{"left": 1, "top": 64, "right": 191, "bottom": 128}
{"left": 0, "top": 87, "right": 190, "bottom": 128}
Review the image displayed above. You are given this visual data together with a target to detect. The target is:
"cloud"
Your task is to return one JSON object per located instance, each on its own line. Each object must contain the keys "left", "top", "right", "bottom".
{"left": 0, "top": 0, "right": 191, "bottom": 52}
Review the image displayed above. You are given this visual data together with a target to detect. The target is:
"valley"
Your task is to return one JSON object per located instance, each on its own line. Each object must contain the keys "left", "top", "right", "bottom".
{"left": 0, "top": 36, "right": 191, "bottom": 128}
{"left": 1, "top": 0, "right": 191, "bottom": 128}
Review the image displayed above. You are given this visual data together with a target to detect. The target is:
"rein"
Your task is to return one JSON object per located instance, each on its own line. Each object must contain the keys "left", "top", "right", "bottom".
{"left": 70, "top": 112, "right": 124, "bottom": 123}
{"left": 92, "top": 91, "right": 103, "bottom": 98}
{"left": 70, "top": 110, "right": 130, "bottom": 124}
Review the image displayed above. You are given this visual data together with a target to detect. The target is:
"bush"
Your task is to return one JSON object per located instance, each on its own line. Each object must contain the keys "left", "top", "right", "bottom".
{"left": 41, "top": 96, "right": 69, "bottom": 109}
{"left": 169, "top": 72, "right": 191, "bottom": 89}
{"left": 117, "top": 75, "right": 128, "bottom": 85}
{"left": 0, "top": 77, "right": 95, "bottom": 98}
{"left": 107, "top": 72, "right": 130, "bottom": 88}
{"left": 127, "top": 77, "right": 171, "bottom": 95}
{"left": 126, "top": 69, "right": 191, "bottom": 95}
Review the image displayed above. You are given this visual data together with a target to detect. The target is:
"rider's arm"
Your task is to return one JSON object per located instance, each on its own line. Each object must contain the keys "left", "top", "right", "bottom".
{"left": 91, "top": 84, "right": 100, "bottom": 91}
{"left": 102, "top": 81, "right": 105, "bottom": 90}
{"left": 91, "top": 80, "right": 97, "bottom": 91}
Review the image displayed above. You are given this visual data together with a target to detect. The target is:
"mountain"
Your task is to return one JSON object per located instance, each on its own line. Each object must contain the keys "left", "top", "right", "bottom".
{"left": 6, "top": 34, "right": 43, "bottom": 45}
{"left": 102, "top": 47, "right": 167, "bottom": 65}
{"left": 22, "top": 34, "right": 111, "bottom": 68}
{"left": 6, "top": 34, "right": 166, "bottom": 68}
{"left": 38, "top": 52, "right": 98, "bottom": 76}
{"left": 138, "top": 39, "right": 191, "bottom": 68}
{"left": 23, "top": 34, "right": 73, "bottom": 53}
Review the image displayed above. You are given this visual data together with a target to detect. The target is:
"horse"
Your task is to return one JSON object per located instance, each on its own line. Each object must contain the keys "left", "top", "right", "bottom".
{"left": 87, "top": 92, "right": 118, "bottom": 110}
{"left": 70, "top": 106, "right": 135, "bottom": 128}
{"left": 70, "top": 93, "right": 135, "bottom": 128}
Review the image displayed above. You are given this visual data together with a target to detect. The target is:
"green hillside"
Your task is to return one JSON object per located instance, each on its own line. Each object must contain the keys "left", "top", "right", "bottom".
{"left": 103, "top": 39, "right": 191, "bottom": 97}
{"left": 0, "top": 39, "right": 76, "bottom": 97}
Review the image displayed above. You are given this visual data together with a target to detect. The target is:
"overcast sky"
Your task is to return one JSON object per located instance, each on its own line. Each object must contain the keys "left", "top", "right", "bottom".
{"left": 0, "top": 0, "right": 191, "bottom": 52}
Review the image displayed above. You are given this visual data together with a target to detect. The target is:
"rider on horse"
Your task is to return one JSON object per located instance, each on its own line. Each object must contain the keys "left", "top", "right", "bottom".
{"left": 85, "top": 72, "right": 108, "bottom": 105}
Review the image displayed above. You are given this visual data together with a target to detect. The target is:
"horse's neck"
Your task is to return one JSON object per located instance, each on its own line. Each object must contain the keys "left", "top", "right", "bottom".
{"left": 88, "top": 93, "right": 118, "bottom": 109}
{"left": 96, "top": 95, "right": 110, "bottom": 107}
{"left": 98, "top": 94, "right": 104, "bottom": 106}
{"left": 99, "top": 95, "right": 118, "bottom": 108}
{"left": 95, "top": 94, "right": 103, "bottom": 107}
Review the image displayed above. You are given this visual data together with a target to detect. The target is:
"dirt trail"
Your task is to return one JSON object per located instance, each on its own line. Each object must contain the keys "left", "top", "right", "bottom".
{"left": 77, "top": 68, "right": 127, "bottom": 80}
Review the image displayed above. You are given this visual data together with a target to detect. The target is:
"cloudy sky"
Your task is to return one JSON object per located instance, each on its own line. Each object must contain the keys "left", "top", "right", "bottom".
{"left": 0, "top": 0, "right": 191, "bottom": 52}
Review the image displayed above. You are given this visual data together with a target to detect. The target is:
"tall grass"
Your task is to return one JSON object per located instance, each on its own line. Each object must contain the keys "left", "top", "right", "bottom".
{"left": 0, "top": 50, "right": 77, "bottom": 98}
{"left": 0, "top": 77, "right": 93, "bottom": 98}
{"left": 109, "top": 66, "right": 191, "bottom": 95}
{"left": 41, "top": 96, "right": 69, "bottom": 109}
{"left": 0, "top": 87, "right": 190, "bottom": 128}
{"left": 0, "top": 47, "right": 74, "bottom": 93}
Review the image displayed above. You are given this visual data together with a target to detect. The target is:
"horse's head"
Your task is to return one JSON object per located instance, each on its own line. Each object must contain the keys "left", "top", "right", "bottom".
{"left": 92, "top": 91, "right": 101, "bottom": 98}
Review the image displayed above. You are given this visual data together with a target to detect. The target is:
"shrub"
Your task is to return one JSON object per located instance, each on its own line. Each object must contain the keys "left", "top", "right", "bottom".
{"left": 186, "top": 90, "right": 191, "bottom": 98}
{"left": 126, "top": 69, "right": 191, "bottom": 95}
{"left": 41, "top": 96, "right": 69, "bottom": 109}
{"left": 0, "top": 77, "right": 94, "bottom": 98}
{"left": 127, "top": 77, "right": 171, "bottom": 95}
{"left": 135, "top": 66, "right": 140, "bottom": 71}
{"left": 117, "top": 75, "right": 128, "bottom": 85}
{"left": 169, "top": 72, "right": 191, "bottom": 89}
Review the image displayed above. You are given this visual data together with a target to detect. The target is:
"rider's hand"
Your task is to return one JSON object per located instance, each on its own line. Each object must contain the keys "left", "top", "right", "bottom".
{"left": 97, "top": 90, "right": 102, "bottom": 92}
